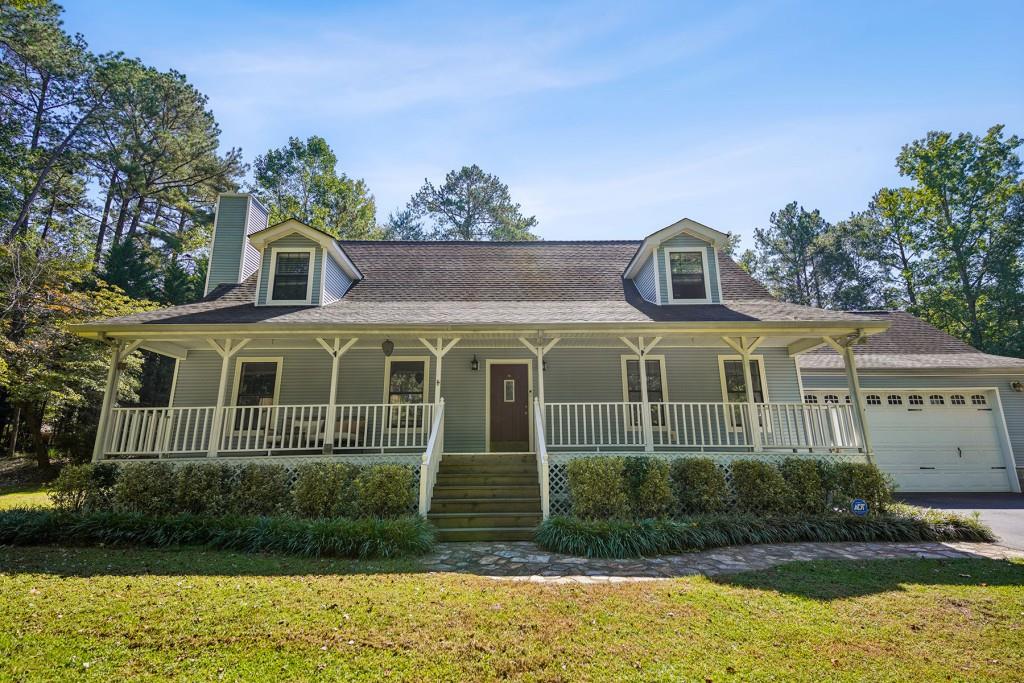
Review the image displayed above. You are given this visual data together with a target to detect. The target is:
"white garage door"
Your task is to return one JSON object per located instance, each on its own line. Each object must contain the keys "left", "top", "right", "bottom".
{"left": 807, "top": 390, "right": 1012, "bottom": 492}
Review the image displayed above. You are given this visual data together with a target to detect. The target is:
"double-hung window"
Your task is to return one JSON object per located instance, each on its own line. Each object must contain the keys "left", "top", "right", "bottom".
{"left": 621, "top": 356, "right": 668, "bottom": 428}
{"left": 718, "top": 356, "right": 767, "bottom": 430}
{"left": 665, "top": 248, "right": 711, "bottom": 303}
{"left": 268, "top": 249, "right": 313, "bottom": 304}
{"left": 385, "top": 357, "right": 428, "bottom": 428}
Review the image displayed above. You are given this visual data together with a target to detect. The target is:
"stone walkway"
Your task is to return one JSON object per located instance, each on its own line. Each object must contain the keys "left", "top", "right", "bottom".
{"left": 420, "top": 541, "right": 1024, "bottom": 583}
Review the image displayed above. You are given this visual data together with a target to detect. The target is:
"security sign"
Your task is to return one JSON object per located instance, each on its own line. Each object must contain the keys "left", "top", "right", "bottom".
{"left": 851, "top": 498, "right": 869, "bottom": 516}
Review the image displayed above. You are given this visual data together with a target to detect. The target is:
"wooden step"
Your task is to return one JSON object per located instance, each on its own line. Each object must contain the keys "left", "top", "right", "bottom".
{"left": 436, "top": 473, "right": 538, "bottom": 486}
{"left": 429, "top": 497, "right": 542, "bottom": 514}
{"left": 436, "top": 527, "right": 537, "bottom": 542}
{"left": 438, "top": 462, "right": 538, "bottom": 475}
{"left": 442, "top": 453, "right": 535, "bottom": 466}
{"left": 428, "top": 512, "right": 542, "bottom": 529}
{"left": 431, "top": 484, "right": 540, "bottom": 499}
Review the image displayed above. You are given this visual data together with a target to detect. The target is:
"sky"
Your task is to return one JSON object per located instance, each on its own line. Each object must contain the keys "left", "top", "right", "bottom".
{"left": 59, "top": 0, "right": 1024, "bottom": 247}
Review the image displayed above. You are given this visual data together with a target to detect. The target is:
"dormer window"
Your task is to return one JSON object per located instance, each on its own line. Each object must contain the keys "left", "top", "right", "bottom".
{"left": 268, "top": 248, "right": 314, "bottom": 304}
{"left": 665, "top": 248, "right": 710, "bottom": 303}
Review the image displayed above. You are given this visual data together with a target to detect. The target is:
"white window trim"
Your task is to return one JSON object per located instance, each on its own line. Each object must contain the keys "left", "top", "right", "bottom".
{"left": 619, "top": 354, "right": 669, "bottom": 403}
{"left": 717, "top": 354, "right": 769, "bottom": 404}
{"left": 230, "top": 356, "right": 283, "bottom": 406}
{"left": 663, "top": 246, "right": 712, "bottom": 304}
{"left": 382, "top": 355, "right": 430, "bottom": 405}
{"left": 266, "top": 246, "right": 316, "bottom": 305}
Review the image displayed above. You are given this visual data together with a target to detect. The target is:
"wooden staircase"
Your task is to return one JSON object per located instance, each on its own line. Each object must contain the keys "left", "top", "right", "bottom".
{"left": 427, "top": 453, "right": 542, "bottom": 541}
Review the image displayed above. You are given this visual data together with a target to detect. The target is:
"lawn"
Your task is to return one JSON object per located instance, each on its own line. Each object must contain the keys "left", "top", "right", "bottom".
{"left": 0, "top": 484, "right": 50, "bottom": 510}
{"left": 1, "top": 547, "right": 1022, "bottom": 681}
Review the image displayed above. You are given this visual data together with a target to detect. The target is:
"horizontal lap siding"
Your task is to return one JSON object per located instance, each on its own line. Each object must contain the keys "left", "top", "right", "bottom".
{"left": 633, "top": 254, "right": 658, "bottom": 303}
{"left": 205, "top": 196, "right": 248, "bottom": 295}
{"left": 656, "top": 234, "right": 720, "bottom": 304}
{"left": 256, "top": 234, "right": 324, "bottom": 305}
{"left": 322, "top": 257, "right": 354, "bottom": 304}
{"left": 802, "top": 371, "right": 1024, "bottom": 466}
{"left": 441, "top": 347, "right": 533, "bottom": 452}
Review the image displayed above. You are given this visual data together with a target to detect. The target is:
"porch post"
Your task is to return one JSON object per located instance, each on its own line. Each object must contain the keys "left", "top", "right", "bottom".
{"left": 316, "top": 337, "right": 357, "bottom": 454}
{"left": 518, "top": 336, "right": 560, "bottom": 406}
{"left": 418, "top": 337, "right": 460, "bottom": 405}
{"left": 826, "top": 333, "right": 875, "bottom": 464}
{"left": 92, "top": 340, "right": 140, "bottom": 463}
{"left": 723, "top": 336, "right": 764, "bottom": 452}
{"left": 206, "top": 338, "right": 251, "bottom": 457}
{"left": 621, "top": 336, "right": 662, "bottom": 452}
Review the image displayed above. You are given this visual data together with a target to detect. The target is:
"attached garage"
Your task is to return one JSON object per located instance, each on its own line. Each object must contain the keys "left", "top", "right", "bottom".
{"left": 806, "top": 389, "right": 1015, "bottom": 492}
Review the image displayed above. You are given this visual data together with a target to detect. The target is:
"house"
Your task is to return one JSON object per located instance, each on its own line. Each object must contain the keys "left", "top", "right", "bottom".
{"left": 73, "top": 193, "right": 1023, "bottom": 540}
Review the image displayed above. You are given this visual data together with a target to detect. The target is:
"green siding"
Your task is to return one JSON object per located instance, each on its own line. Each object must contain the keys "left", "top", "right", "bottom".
{"left": 656, "top": 234, "right": 721, "bottom": 304}
{"left": 802, "top": 370, "right": 1024, "bottom": 467}
{"left": 205, "top": 196, "right": 249, "bottom": 295}
{"left": 256, "top": 234, "right": 324, "bottom": 306}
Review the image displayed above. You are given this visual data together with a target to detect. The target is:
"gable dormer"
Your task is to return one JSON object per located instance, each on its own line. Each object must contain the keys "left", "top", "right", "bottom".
{"left": 204, "top": 194, "right": 269, "bottom": 296}
{"left": 249, "top": 219, "right": 362, "bottom": 306}
{"left": 624, "top": 218, "right": 728, "bottom": 305}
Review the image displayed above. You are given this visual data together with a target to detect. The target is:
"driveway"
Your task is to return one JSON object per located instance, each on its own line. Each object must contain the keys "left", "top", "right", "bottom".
{"left": 897, "top": 493, "right": 1024, "bottom": 550}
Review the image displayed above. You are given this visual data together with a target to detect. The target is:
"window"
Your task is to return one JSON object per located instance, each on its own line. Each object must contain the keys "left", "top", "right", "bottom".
{"left": 887, "top": 394, "right": 903, "bottom": 406}
{"left": 804, "top": 394, "right": 818, "bottom": 404}
{"left": 866, "top": 394, "right": 881, "bottom": 405}
{"left": 385, "top": 357, "right": 428, "bottom": 428}
{"left": 908, "top": 394, "right": 924, "bottom": 406}
{"left": 719, "top": 358, "right": 766, "bottom": 404}
{"left": 233, "top": 360, "right": 280, "bottom": 406}
{"left": 269, "top": 249, "right": 312, "bottom": 303}
{"left": 621, "top": 356, "right": 668, "bottom": 428}
{"left": 951, "top": 394, "right": 966, "bottom": 405}
{"left": 503, "top": 379, "right": 515, "bottom": 403}
{"left": 971, "top": 394, "right": 987, "bottom": 406}
{"left": 665, "top": 249, "right": 709, "bottom": 302}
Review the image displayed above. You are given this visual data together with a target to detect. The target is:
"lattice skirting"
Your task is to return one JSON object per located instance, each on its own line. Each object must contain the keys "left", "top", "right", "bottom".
{"left": 546, "top": 451, "right": 869, "bottom": 517}
{"left": 106, "top": 454, "right": 423, "bottom": 514}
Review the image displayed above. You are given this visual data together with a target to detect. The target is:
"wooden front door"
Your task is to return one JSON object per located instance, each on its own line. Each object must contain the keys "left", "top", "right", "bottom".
{"left": 489, "top": 363, "right": 530, "bottom": 452}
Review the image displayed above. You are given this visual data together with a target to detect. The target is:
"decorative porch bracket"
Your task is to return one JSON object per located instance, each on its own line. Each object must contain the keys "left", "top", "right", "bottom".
{"left": 823, "top": 331, "right": 875, "bottom": 464}
{"left": 518, "top": 336, "right": 560, "bottom": 406}
{"left": 205, "top": 338, "right": 252, "bottom": 457}
{"left": 419, "top": 337, "right": 460, "bottom": 404}
{"left": 620, "top": 336, "right": 663, "bottom": 452}
{"left": 92, "top": 339, "right": 143, "bottom": 462}
{"left": 721, "top": 335, "right": 765, "bottom": 452}
{"left": 316, "top": 337, "right": 358, "bottom": 454}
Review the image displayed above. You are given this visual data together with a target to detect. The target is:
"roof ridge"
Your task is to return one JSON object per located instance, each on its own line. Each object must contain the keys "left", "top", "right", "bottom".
{"left": 337, "top": 239, "right": 643, "bottom": 245}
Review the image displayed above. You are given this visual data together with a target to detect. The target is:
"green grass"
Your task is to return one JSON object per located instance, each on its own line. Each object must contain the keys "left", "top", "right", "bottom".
{"left": 0, "top": 484, "right": 50, "bottom": 510}
{"left": 1, "top": 546, "right": 1022, "bottom": 681}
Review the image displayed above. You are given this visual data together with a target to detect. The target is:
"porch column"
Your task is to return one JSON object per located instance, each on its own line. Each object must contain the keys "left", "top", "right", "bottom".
{"left": 91, "top": 339, "right": 141, "bottom": 462}
{"left": 825, "top": 332, "right": 875, "bottom": 464}
{"left": 518, "top": 336, "right": 560, "bottom": 406}
{"left": 621, "top": 336, "right": 662, "bottom": 452}
{"left": 206, "top": 338, "right": 251, "bottom": 457}
{"left": 722, "top": 336, "right": 764, "bottom": 452}
{"left": 316, "top": 337, "right": 357, "bottom": 454}
{"left": 419, "top": 337, "right": 461, "bottom": 404}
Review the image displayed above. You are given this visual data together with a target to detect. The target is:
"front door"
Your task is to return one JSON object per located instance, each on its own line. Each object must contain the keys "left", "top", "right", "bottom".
{"left": 489, "top": 363, "right": 529, "bottom": 452}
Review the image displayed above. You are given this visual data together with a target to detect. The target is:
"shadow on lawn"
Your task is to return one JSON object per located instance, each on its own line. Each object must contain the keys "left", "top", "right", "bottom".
{"left": 710, "top": 555, "right": 1024, "bottom": 600}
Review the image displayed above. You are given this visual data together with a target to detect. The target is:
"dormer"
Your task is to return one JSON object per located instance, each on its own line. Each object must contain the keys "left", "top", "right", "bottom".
{"left": 623, "top": 218, "right": 729, "bottom": 305}
{"left": 250, "top": 219, "right": 362, "bottom": 306}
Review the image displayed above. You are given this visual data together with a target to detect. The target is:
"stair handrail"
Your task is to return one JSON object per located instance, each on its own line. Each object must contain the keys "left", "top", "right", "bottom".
{"left": 533, "top": 398, "right": 550, "bottom": 519}
{"left": 418, "top": 399, "right": 445, "bottom": 515}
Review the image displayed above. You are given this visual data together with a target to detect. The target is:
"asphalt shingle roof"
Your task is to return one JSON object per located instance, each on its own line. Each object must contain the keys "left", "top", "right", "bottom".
{"left": 86, "top": 240, "right": 873, "bottom": 328}
{"left": 798, "top": 311, "right": 1024, "bottom": 371}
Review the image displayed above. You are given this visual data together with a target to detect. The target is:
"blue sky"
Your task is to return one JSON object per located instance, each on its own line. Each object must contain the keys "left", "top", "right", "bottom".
{"left": 60, "top": 1, "right": 1023, "bottom": 247}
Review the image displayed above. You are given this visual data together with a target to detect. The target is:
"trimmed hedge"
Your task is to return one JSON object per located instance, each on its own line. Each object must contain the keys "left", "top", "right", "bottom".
{"left": 534, "top": 509, "right": 995, "bottom": 559}
{"left": 731, "top": 460, "right": 790, "bottom": 513}
{"left": 566, "top": 457, "right": 631, "bottom": 519}
{"left": 670, "top": 458, "right": 728, "bottom": 513}
{"left": 0, "top": 508, "right": 435, "bottom": 559}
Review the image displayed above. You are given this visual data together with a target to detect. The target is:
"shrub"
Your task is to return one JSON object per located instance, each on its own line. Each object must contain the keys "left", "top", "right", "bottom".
{"left": 112, "top": 463, "right": 177, "bottom": 515}
{"left": 354, "top": 464, "right": 414, "bottom": 518}
{"left": 823, "top": 462, "right": 893, "bottom": 512}
{"left": 230, "top": 464, "right": 292, "bottom": 516}
{"left": 0, "top": 509, "right": 436, "bottom": 559}
{"left": 293, "top": 462, "right": 361, "bottom": 518}
{"left": 174, "top": 463, "right": 232, "bottom": 515}
{"left": 669, "top": 458, "right": 728, "bottom": 513}
{"left": 534, "top": 509, "right": 995, "bottom": 559}
{"left": 48, "top": 463, "right": 116, "bottom": 513}
{"left": 624, "top": 457, "right": 675, "bottom": 519}
{"left": 566, "top": 457, "right": 630, "bottom": 520}
{"left": 730, "top": 460, "right": 790, "bottom": 513}
{"left": 779, "top": 458, "right": 826, "bottom": 513}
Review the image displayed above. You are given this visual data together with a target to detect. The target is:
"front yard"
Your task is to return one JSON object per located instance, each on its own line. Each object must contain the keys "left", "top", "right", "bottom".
{"left": 2, "top": 546, "right": 1022, "bottom": 681}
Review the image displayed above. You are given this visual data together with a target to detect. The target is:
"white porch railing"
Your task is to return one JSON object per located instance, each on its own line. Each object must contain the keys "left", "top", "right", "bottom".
{"left": 544, "top": 401, "right": 863, "bottom": 452}
{"left": 417, "top": 399, "right": 445, "bottom": 515}
{"left": 105, "top": 403, "right": 436, "bottom": 458}
{"left": 533, "top": 398, "right": 551, "bottom": 519}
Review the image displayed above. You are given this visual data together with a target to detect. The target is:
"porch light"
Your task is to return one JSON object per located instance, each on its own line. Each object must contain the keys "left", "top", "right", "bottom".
{"left": 470, "top": 354, "right": 479, "bottom": 371}
{"left": 542, "top": 359, "right": 548, "bottom": 372}
{"left": 381, "top": 339, "right": 394, "bottom": 357}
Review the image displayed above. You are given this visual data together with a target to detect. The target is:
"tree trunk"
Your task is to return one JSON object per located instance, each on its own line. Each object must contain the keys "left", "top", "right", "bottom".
{"left": 112, "top": 194, "right": 132, "bottom": 245}
{"left": 125, "top": 197, "right": 145, "bottom": 240}
{"left": 93, "top": 171, "right": 119, "bottom": 265}
{"left": 5, "top": 405, "right": 20, "bottom": 458}
{"left": 21, "top": 403, "right": 50, "bottom": 470}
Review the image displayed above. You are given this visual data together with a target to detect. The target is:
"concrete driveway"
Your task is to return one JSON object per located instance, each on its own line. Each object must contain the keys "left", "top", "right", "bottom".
{"left": 897, "top": 493, "right": 1024, "bottom": 550}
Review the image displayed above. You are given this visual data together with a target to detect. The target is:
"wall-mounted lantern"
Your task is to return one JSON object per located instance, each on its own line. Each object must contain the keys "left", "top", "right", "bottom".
{"left": 381, "top": 339, "right": 395, "bottom": 357}
{"left": 470, "top": 354, "right": 479, "bottom": 371}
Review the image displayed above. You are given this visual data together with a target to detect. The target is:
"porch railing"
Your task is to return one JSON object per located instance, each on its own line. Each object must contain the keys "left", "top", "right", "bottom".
{"left": 105, "top": 402, "right": 436, "bottom": 458}
{"left": 417, "top": 399, "right": 445, "bottom": 515}
{"left": 544, "top": 401, "right": 862, "bottom": 452}
{"left": 533, "top": 398, "right": 551, "bottom": 519}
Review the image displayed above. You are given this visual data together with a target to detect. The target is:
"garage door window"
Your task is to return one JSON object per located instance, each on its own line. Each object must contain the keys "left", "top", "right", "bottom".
{"left": 951, "top": 394, "right": 966, "bottom": 405}
{"left": 887, "top": 394, "right": 903, "bottom": 406}
{"left": 929, "top": 395, "right": 944, "bottom": 405}
{"left": 866, "top": 394, "right": 881, "bottom": 405}
{"left": 803, "top": 394, "right": 818, "bottom": 404}
{"left": 908, "top": 394, "right": 924, "bottom": 406}
{"left": 823, "top": 394, "right": 839, "bottom": 404}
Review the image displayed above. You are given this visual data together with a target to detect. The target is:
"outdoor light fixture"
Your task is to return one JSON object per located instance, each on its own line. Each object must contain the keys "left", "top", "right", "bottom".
{"left": 1011, "top": 380, "right": 1024, "bottom": 393}
{"left": 542, "top": 359, "right": 548, "bottom": 372}
{"left": 381, "top": 339, "right": 394, "bottom": 357}
{"left": 471, "top": 354, "right": 479, "bottom": 371}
